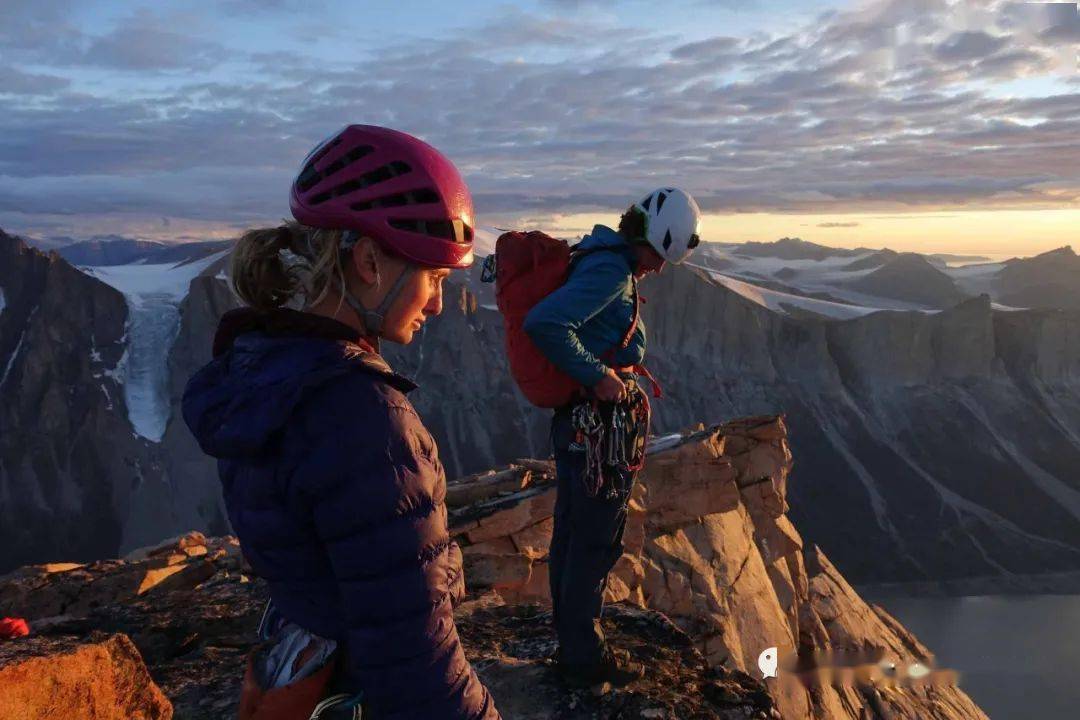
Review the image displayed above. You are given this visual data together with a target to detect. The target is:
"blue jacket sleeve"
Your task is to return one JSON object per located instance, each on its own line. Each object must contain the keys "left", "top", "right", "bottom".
{"left": 295, "top": 374, "right": 500, "bottom": 720}
{"left": 523, "top": 255, "right": 630, "bottom": 387}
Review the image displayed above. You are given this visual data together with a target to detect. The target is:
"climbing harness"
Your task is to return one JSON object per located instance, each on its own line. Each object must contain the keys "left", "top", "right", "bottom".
{"left": 239, "top": 602, "right": 363, "bottom": 720}
{"left": 569, "top": 377, "right": 651, "bottom": 499}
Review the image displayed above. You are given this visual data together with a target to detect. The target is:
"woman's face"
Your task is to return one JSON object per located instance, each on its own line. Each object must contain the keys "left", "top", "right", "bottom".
{"left": 634, "top": 244, "right": 666, "bottom": 278}
{"left": 380, "top": 264, "right": 452, "bottom": 344}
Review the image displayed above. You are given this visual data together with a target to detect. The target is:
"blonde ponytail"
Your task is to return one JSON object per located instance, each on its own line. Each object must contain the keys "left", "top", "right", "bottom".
{"left": 230, "top": 222, "right": 349, "bottom": 311}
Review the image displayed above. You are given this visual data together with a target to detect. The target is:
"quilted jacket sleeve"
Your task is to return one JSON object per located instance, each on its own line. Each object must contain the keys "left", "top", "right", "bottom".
{"left": 292, "top": 371, "right": 500, "bottom": 720}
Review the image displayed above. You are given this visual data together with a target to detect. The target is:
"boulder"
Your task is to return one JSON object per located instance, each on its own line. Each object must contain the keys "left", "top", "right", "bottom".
{"left": 0, "top": 633, "right": 172, "bottom": 719}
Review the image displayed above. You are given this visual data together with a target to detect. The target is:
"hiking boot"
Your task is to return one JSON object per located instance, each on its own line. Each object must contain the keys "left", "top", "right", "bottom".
{"left": 557, "top": 648, "right": 644, "bottom": 688}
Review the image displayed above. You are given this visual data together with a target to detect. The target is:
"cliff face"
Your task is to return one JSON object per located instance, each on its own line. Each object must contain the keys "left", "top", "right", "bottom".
{"left": 0, "top": 231, "right": 153, "bottom": 570}
{"left": 639, "top": 267, "right": 1080, "bottom": 582}
{"left": 0, "top": 420, "right": 988, "bottom": 720}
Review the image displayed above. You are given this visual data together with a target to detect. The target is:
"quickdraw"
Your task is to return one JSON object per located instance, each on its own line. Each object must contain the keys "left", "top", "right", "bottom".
{"left": 570, "top": 378, "right": 651, "bottom": 499}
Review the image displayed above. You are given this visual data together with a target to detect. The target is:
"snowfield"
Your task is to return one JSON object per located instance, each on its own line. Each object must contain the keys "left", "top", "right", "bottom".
{"left": 701, "top": 270, "right": 889, "bottom": 320}
{"left": 80, "top": 251, "right": 229, "bottom": 442}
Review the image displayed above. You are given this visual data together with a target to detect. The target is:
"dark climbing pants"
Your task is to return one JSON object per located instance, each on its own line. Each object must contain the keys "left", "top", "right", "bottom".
{"left": 548, "top": 406, "right": 639, "bottom": 667}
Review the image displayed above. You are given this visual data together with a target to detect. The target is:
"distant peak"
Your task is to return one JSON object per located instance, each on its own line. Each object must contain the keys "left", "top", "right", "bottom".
{"left": 1041, "top": 245, "right": 1075, "bottom": 258}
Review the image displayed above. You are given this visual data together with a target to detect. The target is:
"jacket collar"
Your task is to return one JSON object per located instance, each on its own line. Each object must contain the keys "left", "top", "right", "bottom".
{"left": 214, "top": 307, "right": 374, "bottom": 358}
{"left": 213, "top": 307, "right": 415, "bottom": 393}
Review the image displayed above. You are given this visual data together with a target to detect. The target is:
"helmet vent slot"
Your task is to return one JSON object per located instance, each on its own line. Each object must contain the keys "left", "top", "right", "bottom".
{"left": 321, "top": 145, "right": 375, "bottom": 178}
{"left": 641, "top": 194, "right": 653, "bottom": 211}
{"left": 351, "top": 188, "right": 439, "bottom": 211}
{"left": 656, "top": 192, "right": 667, "bottom": 211}
{"left": 296, "top": 144, "right": 374, "bottom": 193}
{"left": 662, "top": 229, "right": 673, "bottom": 251}
{"left": 390, "top": 218, "right": 472, "bottom": 244}
{"left": 308, "top": 161, "right": 413, "bottom": 205}
{"left": 308, "top": 137, "right": 341, "bottom": 167}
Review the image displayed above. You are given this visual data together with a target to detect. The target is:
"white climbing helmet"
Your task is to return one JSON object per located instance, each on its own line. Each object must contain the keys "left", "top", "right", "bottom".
{"left": 634, "top": 187, "right": 702, "bottom": 265}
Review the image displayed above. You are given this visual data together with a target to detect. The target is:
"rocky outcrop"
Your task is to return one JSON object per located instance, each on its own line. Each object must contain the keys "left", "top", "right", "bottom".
{"left": 449, "top": 417, "right": 988, "bottom": 719}
{"left": 0, "top": 633, "right": 172, "bottom": 720}
{"left": 0, "top": 422, "right": 987, "bottom": 719}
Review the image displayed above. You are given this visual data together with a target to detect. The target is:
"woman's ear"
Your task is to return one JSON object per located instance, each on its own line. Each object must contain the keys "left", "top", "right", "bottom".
{"left": 349, "top": 237, "right": 381, "bottom": 286}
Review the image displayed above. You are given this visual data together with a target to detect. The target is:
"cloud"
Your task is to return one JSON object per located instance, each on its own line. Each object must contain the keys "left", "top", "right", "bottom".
{"left": 0, "top": 66, "right": 71, "bottom": 95}
{"left": 82, "top": 9, "right": 232, "bottom": 71}
{"left": 0, "top": 0, "right": 1077, "bottom": 236}
{"left": 935, "top": 31, "right": 1009, "bottom": 62}
{"left": 670, "top": 36, "right": 743, "bottom": 63}
{"left": 818, "top": 222, "right": 861, "bottom": 228}
{"left": 217, "top": 0, "right": 327, "bottom": 14}
{"left": 0, "top": 0, "right": 84, "bottom": 64}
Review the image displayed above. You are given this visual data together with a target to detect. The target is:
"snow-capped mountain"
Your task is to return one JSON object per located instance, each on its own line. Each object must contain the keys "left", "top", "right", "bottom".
{"left": 694, "top": 237, "right": 1080, "bottom": 315}
{"left": 2, "top": 228, "right": 1079, "bottom": 590}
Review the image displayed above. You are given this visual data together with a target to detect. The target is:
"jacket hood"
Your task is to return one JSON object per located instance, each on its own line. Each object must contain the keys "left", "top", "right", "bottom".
{"left": 182, "top": 308, "right": 415, "bottom": 460}
{"left": 578, "top": 225, "right": 638, "bottom": 272}
{"left": 578, "top": 224, "right": 629, "bottom": 251}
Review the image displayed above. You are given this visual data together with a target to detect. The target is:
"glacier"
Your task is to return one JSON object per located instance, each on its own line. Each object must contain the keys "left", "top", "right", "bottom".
{"left": 80, "top": 251, "right": 229, "bottom": 442}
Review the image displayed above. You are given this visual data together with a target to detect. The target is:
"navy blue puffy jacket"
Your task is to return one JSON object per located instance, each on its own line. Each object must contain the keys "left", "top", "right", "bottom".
{"left": 182, "top": 308, "right": 499, "bottom": 720}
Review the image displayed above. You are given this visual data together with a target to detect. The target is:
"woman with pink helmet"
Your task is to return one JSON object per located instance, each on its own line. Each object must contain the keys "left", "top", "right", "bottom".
{"left": 183, "top": 125, "right": 500, "bottom": 719}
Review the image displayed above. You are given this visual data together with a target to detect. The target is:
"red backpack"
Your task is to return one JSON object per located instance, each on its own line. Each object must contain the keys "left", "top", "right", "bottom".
{"left": 485, "top": 230, "right": 643, "bottom": 408}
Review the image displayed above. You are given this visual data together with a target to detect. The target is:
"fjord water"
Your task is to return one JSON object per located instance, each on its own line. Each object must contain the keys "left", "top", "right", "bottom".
{"left": 874, "top": 594, "right": 1080, "bottom": 718}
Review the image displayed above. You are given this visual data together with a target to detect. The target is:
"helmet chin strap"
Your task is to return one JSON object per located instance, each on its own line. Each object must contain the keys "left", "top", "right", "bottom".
{"left": 338, "top": 232, "right": 416, "bottom": 337}
{"left": 340, "top": 265, "right": 415, "bottom": 337}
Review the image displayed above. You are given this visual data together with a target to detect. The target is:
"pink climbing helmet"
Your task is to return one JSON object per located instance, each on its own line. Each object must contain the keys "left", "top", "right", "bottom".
{"left": 290, "top": 125, "right": 475, "bottom": 269}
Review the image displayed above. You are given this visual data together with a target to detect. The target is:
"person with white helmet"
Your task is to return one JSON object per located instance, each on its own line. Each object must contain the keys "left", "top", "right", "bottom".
{"left": 633, "top": 186, "right": 703, "bottom": 266}
{"left": 523, "top": 187, "right": 701, "bottom": 688}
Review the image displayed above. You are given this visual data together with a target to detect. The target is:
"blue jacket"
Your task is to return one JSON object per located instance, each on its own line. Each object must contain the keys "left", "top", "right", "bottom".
{"left": 523, "top": 225, "right": 646, "bottom": 387}
{"left": 182, "top": 308, "right": 498, "bottom": 720}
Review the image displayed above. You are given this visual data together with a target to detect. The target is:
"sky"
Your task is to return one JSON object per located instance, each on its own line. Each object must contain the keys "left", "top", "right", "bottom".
{"left": 1, "top": 0, "right": 1078, "bottom": 256}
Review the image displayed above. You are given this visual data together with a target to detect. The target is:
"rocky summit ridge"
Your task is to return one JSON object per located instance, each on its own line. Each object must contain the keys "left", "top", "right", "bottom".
{"left": 0, "top": 417, "right": 987, "bottom": 719}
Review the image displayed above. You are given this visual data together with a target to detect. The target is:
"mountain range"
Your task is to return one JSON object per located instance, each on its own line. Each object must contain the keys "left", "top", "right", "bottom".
{"left": 1, "top": 228, "right": 1078, "bottom": 588}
